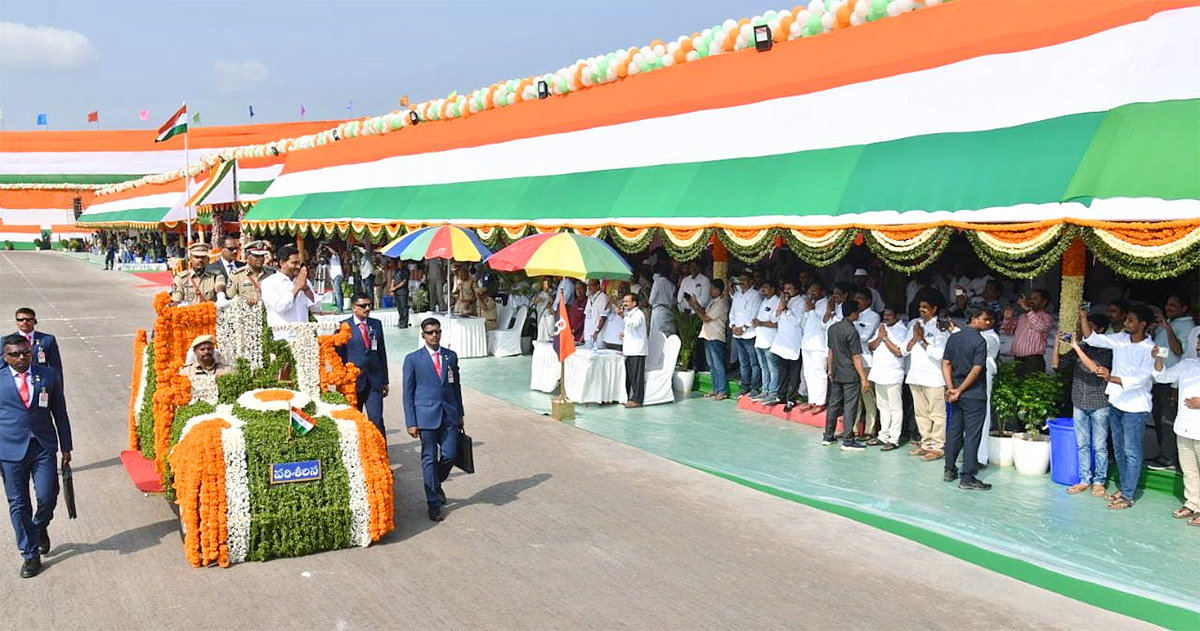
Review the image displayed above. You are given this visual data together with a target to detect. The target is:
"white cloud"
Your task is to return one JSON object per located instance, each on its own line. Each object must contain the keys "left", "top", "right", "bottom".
{"left": 214, "top": 59, "right": 270, "bottom": 92}
{"left": 0, "top": 22, "right": 99, "bottom": 72}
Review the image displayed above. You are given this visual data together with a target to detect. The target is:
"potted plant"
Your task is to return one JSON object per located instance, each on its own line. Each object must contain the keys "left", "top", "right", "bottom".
{"left": 988, "top": 361, "right": 1019, "bottom": 466}
{"left": 1011, "top": 371, "right": 1062, "bottom": 475}
{"left": 670, "top": 307, "right": 702, "bottom": 392}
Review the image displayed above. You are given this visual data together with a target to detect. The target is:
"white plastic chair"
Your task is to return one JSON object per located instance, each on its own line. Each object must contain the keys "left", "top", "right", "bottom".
{"left": 487, "top": 306, "right": 526, "bottom": 357}
{"left": 643, "top": 334, "right": 680, "bottom": 406}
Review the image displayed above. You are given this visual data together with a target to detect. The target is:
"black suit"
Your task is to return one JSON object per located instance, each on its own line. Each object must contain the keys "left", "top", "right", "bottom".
{"left": 335, "top": 317, "right": 388, "bottom": 435}
{"left": 206, "top": 258, "right": 244, "bottom": 283}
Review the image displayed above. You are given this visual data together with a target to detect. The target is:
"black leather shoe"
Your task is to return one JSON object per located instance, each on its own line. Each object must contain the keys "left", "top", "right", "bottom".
{"left": 37, "top": 528, "right": 49, "bottom": 556}
{"left": 959, "top": 478, "right": 993, "bottom": 491}
{"left": 20, "top": 558, "right": 41, "bottom": 578}
{"left": 427, "top": 506, "right": 445, "bottom": 522}
{"left": 943, "top": 469, "right": 959, "bottom": 482}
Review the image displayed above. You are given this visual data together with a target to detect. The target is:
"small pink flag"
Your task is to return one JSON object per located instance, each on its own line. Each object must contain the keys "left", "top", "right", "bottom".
{"left": 299, "top": 104, "right": 306, "bottom": 119}
{"left": 138, "top": 109, "right": 150, "bottom": 121}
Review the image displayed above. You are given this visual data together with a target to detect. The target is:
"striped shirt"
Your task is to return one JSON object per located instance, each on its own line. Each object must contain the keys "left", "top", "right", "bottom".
{"left": 1002, "top": 310, "right": 1054, "bottom": 358}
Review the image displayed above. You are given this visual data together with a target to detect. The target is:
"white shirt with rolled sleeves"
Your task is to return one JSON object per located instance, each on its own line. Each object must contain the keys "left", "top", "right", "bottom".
{"left": 868, "top": 321, "right": 909, "bottom": 385}
{"left": 676, "top": 273, "right": 711, "bottom": 313}
{"left": 261, "top": 272, "right": 321, "bottom": 340}
{"left": 753, "top": 295, "right": 781, "bottom": 350}
{"left": 904, "top": 316, "right": 949, "bottom": 387}
{"left": 729, "top": 286, "right": 762, "bottom": 341}
{"left": 854, "top": 308, "right": 881, "bottom": 368}
{"left": 1084, "top": 331, "right": 1155, "bottom": 413}
{"left": 800, "top": 299, "right": 841, "bottom": 352}
{"left": 1153, "top": 358, "right": 1200, "bottom": 439}
{"left": 769, "top": 299, "right": 807, "bottom": 361}
{"left": 583, "top": 290, "right": 610, "bottom": 347}
{"left": 622, "top": 307, "right": 648, "bottom": 357}
{"left": 1153, "top": 316, "right": 1196, "bottom": 372}
{"left": 601, "top": 303, "right": 624, "bottom": 346}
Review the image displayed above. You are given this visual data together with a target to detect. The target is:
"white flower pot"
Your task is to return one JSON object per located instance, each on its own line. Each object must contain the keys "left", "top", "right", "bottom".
{"left": 673, "top": 369, "right": 696, "bottom": 393}
{"left": 987, "top": 435, "right": 1014, "bottom": 467}
{"left": 1012, "top": 432, "right": 1051, "bottom": 475}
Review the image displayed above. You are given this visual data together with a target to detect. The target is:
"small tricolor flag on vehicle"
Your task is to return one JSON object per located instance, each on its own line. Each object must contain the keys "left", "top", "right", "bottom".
{"left": 290, "top": 406, "right": 316, "bottom": 435}
{"left": 155, "top": 104, "right": 188, "bottom": 143}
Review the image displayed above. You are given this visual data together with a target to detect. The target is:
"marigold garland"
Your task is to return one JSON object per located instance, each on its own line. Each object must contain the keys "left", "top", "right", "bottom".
{"left": 169, "top": 417, "right": 231, "bottom": 567}
{"left": 150, "top": 293, "right": 218, "bottom": 473}
{"left": 317, "top": 323, "right": 360, "bottom": 406}
{"left": 660, "top": 227, "right": 712, "bottom": 262}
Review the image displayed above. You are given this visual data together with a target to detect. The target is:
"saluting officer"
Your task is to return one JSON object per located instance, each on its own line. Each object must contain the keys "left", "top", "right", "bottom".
{"left": 170, "top": 243, "right": 226, "bottom": 305}
{"left": 221, "top": 241, "right": 276, "bottom": 306}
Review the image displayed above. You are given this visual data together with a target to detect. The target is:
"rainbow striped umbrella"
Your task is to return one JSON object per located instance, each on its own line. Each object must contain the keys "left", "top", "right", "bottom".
{"left": 379, "top": 225, "right": 493, "bottom": 261}
{"left": 487, "top": 232, "right": 631, "bottom": 280}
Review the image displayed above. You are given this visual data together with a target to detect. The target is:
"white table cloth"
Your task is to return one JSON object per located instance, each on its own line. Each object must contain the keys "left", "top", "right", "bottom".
{"left": 409, "top": 313, "right": 488, "bottom": 359}
{"left": 564, "top": 348, "right": 627, "bottom": 404}
{"left": 530, "top": 341, "right": 562, "bottom": 393}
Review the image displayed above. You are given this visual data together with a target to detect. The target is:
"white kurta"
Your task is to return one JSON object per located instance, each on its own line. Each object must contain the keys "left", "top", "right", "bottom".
{"left": 261, "top": 272, "right": 320, "bottom": 340}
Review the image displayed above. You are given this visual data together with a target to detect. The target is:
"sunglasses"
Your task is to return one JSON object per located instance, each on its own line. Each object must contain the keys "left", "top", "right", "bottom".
{"left": 5, "top": 350, "right": 31, "bottom": 357}
{"left": 353, "top": 303, "right": 373, "bottom": 309}
{"left": 422, "top": 329, "right": 442, "bottom": 336}
{"left": 15, "top": 317, "right": 34, "bottom": 323}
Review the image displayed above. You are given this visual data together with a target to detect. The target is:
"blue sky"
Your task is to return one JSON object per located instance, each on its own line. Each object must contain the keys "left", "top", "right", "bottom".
{"left": 0, "top": 0, "right": 769, "bottom": 131}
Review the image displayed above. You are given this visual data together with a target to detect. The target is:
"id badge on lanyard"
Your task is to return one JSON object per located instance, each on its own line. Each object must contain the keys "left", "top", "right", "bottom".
{"left": 38, "top": 388, "right": 49, "bottom": 408}
{"left": 370, "top": 336, "right": 378, "bottom": 352}
{"left": 37, "top": 349, "right": 47, "bottom": 364}
{"left": 447, "top": 365, "right": 455, "bottom": 384}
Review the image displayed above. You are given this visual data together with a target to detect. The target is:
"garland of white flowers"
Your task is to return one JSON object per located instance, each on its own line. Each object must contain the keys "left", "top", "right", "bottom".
{"left": 868, "top": 227, "right": 946, "bottom": 253}
{"left": 268, "top": 323, "right": 325, "bottom": 396}
{"left": 334, "top": 417, "right": 372, "bottom": 548}
{"left": 1091, "top": 224, "right": 1200, "bottom": 257}
{"left": 973, "top": 223, "right": 1065, "bottom": 256}
{"left": 221, "top": 423, "right": 251, "bottom": 564}
{"left": 216, "top": 298, "right": 265, "bottom": 370}
{"left": 190, "top": 373, "right": 220, "bottom": 405}
{"left": 133, "top": 344, "right": 152, "bottom": 422}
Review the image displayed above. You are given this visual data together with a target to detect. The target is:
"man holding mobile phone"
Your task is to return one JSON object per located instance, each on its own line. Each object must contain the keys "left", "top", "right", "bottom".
{"left": 1001, "top": 289, "right": 1054, "bottom": 377}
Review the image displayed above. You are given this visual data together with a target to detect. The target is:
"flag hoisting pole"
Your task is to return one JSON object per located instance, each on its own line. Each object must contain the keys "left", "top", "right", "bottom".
{"left": 183, "top": 100, "right": 193, "bottom": 245}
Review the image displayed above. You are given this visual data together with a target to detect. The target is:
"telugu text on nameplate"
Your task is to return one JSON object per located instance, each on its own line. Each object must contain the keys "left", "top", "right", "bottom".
{"left": 270, "top": 460, "right": 322, "bottom": 484}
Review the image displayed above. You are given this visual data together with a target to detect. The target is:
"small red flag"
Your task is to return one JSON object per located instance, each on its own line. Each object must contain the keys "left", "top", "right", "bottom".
{"left": 86, "top": 110, "right": 99, "bottom": 123}
{"left": 552, "top": 289, "right": 576, "bottom": 362}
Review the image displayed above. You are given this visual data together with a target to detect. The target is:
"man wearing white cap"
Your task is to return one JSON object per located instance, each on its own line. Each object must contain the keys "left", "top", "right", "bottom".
{"left": 853, "top": 268, "right": 885, "bottom": 313}
{"left": 170, "top": 243, "right": 226, "bottom": 306}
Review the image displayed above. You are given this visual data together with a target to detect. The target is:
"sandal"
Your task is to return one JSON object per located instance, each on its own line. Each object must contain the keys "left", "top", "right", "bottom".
{"left": 1090, "top": 484, "right": 1107, "bottom": 497}
{"left": 1174, "top": 506, "right": 1198, "bottom": 519}
{"left": 1105, "top": 491, "right": 1125, "bottom": 502}
{"left": 1066, "top": 482, "right": 1090, "bottom": 495}
{"left": 1189, "top": 515, "right": 1200, "bottom": 527}
{"left": 1107, "top": 498, "right": 1134, "bottom": 510}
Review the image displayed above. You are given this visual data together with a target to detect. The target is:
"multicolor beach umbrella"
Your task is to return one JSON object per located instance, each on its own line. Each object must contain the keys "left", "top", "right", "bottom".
{"left": 487, "top": 232, "right": 631, "bottom": 280}
{"left": 379, "top": 225, "right": 493, "bottom": 262}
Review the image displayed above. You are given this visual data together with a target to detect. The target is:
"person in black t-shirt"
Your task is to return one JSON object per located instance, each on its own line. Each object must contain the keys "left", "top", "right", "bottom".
{"left": 824, "top": 299, "right": 870, "bottom": 451}
{"left": 942, "top": 306, "right": 994, "bottom": 490}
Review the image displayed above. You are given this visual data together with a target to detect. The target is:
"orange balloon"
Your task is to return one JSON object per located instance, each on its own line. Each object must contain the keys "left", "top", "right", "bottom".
{"left": 847, "top": 0, "right": 858, "bottom": 10}
{"left": 616, "top": 61, "right": 629, "bottom": 78}
{"left": 673, "top": 49, "right": 686, "bottom": 64}
{"left": 836, "top": 5, "right": 851, "bottom": 28}
{"left": 777, "top": 15, "right": 794, "bottom": 40}
{"left": 737, "top": 17, "right": 750, "bottom": 27}
{"left": 650, "top": 39, "right": 663, "bottom": 48}
{"left": 792, "top": 5, "right": 805, "bottom": 15}
{"left": 680, "top": 38, "right": 694, "bottom": 53}
{"left": 572, "top": 64, "right": 583, "bottom": 88}
{"left": 723, "top": 31, "right": 737, "bottom": 52}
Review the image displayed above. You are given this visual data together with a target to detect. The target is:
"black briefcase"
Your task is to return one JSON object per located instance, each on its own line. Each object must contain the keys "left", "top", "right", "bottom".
{"left": 455, "top": 428, "right": 474, "bottom": 474}
{"left": 61, "top": 460, "right": 77, "bottom": 519}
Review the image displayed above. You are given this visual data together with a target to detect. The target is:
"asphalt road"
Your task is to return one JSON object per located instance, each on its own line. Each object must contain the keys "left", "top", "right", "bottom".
{"left": 0, "top": 251, "right": 1155, "bottom": 630}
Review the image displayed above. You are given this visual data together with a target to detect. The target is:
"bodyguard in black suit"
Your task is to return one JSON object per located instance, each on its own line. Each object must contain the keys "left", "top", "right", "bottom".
{"left": 14, "top": 308, "right": 63, "bottom": 383}
{"left": 336, "top": 292, "right": 389, "bottom": 436}
{"left": 206, "top": 234, "right": 245, "bottom": 282}
{"left": 0, "top": 334, "right": 72, "bottom": 578}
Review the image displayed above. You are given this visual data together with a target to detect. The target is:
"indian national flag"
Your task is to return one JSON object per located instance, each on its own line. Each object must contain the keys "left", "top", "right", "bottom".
{"left": 155, "top": 104, "right": 188, "bottom": 143}
{"left": 290, "top": 406, "right": 316, "bottom": 435}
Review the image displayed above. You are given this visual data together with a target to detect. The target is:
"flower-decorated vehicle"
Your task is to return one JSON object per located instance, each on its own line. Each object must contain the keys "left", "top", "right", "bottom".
{"left": 127, "top": 293, "right": 394, "bottom": 567}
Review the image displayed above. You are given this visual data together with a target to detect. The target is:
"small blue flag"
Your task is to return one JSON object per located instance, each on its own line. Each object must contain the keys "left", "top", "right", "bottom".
{"left": 346, "top": 100, "right": 353, "bottom": 113}
{"left": 36, "top": 113, "right": 48, "bottom": 126}
{"left": 248, "top": 105, "right": 255, "bottom": 118}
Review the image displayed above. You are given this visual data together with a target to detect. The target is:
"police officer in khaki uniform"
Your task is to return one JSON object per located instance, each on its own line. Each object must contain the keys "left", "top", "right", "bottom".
{"left": 222, "top": 240, "right": 276, "bottom": 306}
{"left": 170, "top": 243, "right": 226, "bottom": 305}
{"left": 177, "top": 335, "right": 232, "bottom": 378}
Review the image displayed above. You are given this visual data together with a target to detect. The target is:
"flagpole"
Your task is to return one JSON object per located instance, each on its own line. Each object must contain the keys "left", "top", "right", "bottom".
{"left": 183, "top": 100, "right": 193, "bottom": 246}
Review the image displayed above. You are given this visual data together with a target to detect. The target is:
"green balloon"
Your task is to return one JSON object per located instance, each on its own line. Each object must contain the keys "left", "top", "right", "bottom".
{"left": 806, "top": 14, "right": 822, "bottom": 33}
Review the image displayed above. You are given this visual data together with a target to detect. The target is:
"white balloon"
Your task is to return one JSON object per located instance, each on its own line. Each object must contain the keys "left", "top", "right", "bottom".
{"left": 887, "top": 1, "right": 900, "bottom": 17}
{"left": 666, "top": 41, "right": 679, "bottom": 54}
{"left": 722, "top": 18, "right": 737, "bottom": 31}
{"left": 768, "top": 18, "right": 781, "bottom": 33}
{"left": 897, "top": 0, "right": 914, "bottom": 11}
{"left": 797, "top": 9, "right": 810, "bottom": 24}
{"left": 789, "top": 20, "right": 802, "bottom": 36}
{"left": 850, "top": 11, "right": 863, "bottom": 25}
{"left": 808, "top": 0, "right": 825, "bottom": 15}
{"left": 686, "top": 50, "right": 699, "bottom": 62}
{"left": 926, "top": 0, "right": 941, "bottom": 5}
{"left": 692, "top": 36, "right": 703, "bottom": 50}
{"left": 662, "top": 54, "right": 675, "bottom": 66}
{"left": 628, "top": 64, "right": 640, "bottom": 75}
{"left": 654, "top": 43, "right": 666, "bottom": 56}
{"left": 821, "top": 12, "right": 833, "bottom": 30}
{"left": 632, "top": 52, "right": 644, "bottom": 65}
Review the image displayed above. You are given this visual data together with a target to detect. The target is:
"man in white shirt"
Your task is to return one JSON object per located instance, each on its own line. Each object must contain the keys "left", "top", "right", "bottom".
{"left": 582, "top": 280, "right": 610, "bottom": 349}
{"left": 601, "top": 298, "right": 625, "bottom": 351}
{"left": 1153, "top": 334, "right": 1200, "bottom": 526}
{"left": 853, "top": 269, "right": 884, "bottom": 313}
{"left": 752, "top": 281, "right": 781, "bottom": 404}
{"left": 769, "top": 281, "right": 806, "bottom": 410}
{"left": 852, "top": 290, "right": 881, "bottom": 439}
{"left": 552, "top": 277, "right": 575, "bottom": 312}
{"left": 356, "top": 244, "right": 376, "bottom": 300}
{"left": 904, "top": 297, "right": 950, "bottom": 461}
{"left": 868, "top": 307, "right": 908, "bottom": 450}
{"left": 1082, "top": 305, "right": 1156, "bottom": 510}
{"left": 690, "top": 280, "right": 730, "bottom": 401}
{"left": 798, "top": 282, "right": 834, "bottom": 414}
{"left": 1148, "top": 294, "right": 1195, "bottom": 470}
{"left": 323, "top": 245, "right": 345, "bottom": 314}
{"left": 729, "top": 272, "right": 763, "bottom": 398}
{"left": 648, "top": 268, "right": 676, "bottom": 336}
{"left": 261, "top": 245, "right": 322, "bottom": 340}
{"left": 620, "top": 293, "right": 648, "bottom": 408}
{"left": 676, "top": 262, "right": 711, "bottom": 314}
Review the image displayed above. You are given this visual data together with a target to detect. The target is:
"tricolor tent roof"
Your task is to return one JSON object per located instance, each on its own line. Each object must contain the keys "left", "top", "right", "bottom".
{"left": 186, "top": 156, "right": 287, "bottom": 209}
{"left": 245, "top": 0, "right": 1200, "bottom": 231}
{"left": 76, "top": 180, "right": 188, "bottom": 228}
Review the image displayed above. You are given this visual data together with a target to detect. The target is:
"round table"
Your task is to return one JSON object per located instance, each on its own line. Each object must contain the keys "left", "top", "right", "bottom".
{"left": 530, "top": 341, "right": 561, "bottom": 393}
{"left": 410, "top": 313, "right": 488, "bottom": 359}
{"left": 563, "top": 348, "right": 627, "bottom": 404}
